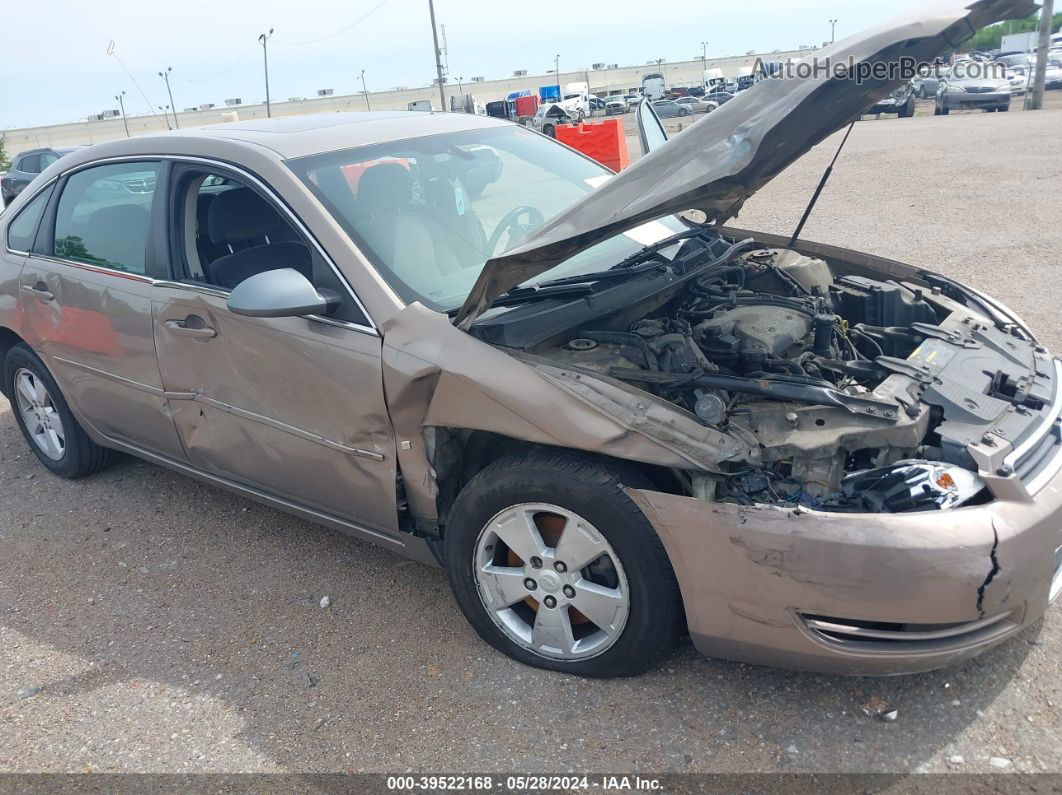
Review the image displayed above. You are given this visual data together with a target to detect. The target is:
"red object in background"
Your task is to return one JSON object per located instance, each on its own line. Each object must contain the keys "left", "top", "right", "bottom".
{"left": 513, "top": 95, "right": 539, "bottom": 118}
{"left": 554, "top": 119, "right": 630, "bottom": 172}
{"left": 339, "top": 157, "right": 412, "bottom": 193}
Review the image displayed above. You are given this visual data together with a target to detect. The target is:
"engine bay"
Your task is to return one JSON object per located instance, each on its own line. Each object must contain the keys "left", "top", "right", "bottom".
{"left": 505, "top": 239, "right": 1056, "bottom": 514}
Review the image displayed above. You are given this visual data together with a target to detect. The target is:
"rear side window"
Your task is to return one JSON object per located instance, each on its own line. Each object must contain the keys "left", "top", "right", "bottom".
{"left": 6, "top": 185, "right": 53, "bottom": 252}
{"left": 53, "top": 162, "right": 159, "bottom": 275}
{"left": 17, "top": 154, "right": 41, "bottom": 174}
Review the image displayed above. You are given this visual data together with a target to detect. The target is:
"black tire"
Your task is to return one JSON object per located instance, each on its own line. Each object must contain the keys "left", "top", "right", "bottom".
{"left": 443, "top": 448, "right": 684, "bottom": 677}
{"left": 940, "top": 104, "right": 950, "bottom": 115}
{"left": 998, "top": 104, "right": 1010, "bottom": 112}
{"left": 543, "top": 124, "right": 556, "bottom": 138}
{"left": 4, "top": 343, "right": 114, "bottom": 478}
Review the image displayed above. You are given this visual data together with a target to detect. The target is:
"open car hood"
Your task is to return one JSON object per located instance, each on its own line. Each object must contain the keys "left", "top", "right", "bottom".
{"left": 455, "top": 0, "right": 1034, "bottom": 329}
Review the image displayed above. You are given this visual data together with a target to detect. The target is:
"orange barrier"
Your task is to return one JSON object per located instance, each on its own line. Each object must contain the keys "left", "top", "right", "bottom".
{"left": 555, "top": 119, "right": 630, "bottom": 172}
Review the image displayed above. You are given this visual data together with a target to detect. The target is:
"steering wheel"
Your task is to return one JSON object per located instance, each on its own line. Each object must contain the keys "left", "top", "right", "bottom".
{"left": 486, "top": 205, "right": 546, "bottom": 256}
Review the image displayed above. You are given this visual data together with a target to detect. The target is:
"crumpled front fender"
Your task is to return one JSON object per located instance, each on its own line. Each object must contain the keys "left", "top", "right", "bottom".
{"left": 381, "top": 303, "right": 744, "bottom": 521}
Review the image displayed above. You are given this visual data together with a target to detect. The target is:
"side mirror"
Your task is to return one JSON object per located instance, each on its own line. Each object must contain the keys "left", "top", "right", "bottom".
{"left": 227, "top": 267, "right": 338, "bottom": 318}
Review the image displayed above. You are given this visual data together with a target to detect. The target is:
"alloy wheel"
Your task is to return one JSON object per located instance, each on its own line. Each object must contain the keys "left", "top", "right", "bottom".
{"left": 14, "top": 368, "right": 66, "bottom": 461}
{"left": 473, "top": 503, "right": 630, "bottom": 661}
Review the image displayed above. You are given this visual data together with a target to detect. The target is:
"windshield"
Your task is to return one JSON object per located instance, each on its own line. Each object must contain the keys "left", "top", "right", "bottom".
{"left": 287, "top": 125, "right": 685, "bottom": 311}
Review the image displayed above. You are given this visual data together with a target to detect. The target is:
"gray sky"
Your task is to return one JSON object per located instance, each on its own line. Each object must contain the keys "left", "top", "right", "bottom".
{"left": 3, "top": 0, "right": 930, "bottom": 130}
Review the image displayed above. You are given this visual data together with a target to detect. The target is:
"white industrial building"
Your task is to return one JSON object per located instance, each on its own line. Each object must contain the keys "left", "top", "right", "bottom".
{"left": 1, "top": 47, "right": 814, "bottom": 157}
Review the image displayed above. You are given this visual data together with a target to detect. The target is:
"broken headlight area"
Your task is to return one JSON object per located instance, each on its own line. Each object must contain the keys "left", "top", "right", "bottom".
{"left": 840, "top": 461, "right": 986, "bottom": 512}
{"left": 514, "top": 242, "right": 1054, "bottom": 513}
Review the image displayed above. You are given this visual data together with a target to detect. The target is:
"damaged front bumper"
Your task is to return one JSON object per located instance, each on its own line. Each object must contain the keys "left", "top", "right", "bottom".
{"left": 628, "top": 464, "right": 1062, "bottom": 674}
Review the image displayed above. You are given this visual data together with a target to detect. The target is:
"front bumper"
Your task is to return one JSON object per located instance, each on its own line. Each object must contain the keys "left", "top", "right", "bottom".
{"left": 628, "top": 462, "right": 1062, "bottom": 675}
{"left": 941, "top": 90, "right": 1010, "bottom": 109}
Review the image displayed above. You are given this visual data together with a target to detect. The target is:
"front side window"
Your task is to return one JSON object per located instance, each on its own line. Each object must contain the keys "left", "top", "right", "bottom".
{"left": 171, "top": 167, "right": 368, "bottom": 326}
{"left": 39, "top": 152, "right": 60, "bottom": 170}
{"left": 53, "top": 162, "right": 159, "bottom": 275}
{"left": 6, "top": 185, "right": 54, "bottom": 252}
{"left": 288, "top": 125, "right": 684, "bottom": 311}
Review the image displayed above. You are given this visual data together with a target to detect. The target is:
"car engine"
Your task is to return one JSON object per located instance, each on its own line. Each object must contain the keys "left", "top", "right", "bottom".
{"left": 534, "top": 243, "right": 1053, "bottom": 513}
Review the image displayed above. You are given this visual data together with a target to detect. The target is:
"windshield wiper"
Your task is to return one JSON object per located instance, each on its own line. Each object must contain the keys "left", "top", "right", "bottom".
{"left": 532, "top": 227, "right": 719, "bottom": 290}
{"left": 487, "top": 283, "right": 596, "bottom": 308}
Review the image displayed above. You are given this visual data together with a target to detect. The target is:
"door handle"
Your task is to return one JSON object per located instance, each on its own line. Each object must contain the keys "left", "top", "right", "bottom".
{"left": 164, "top": 316, "right": 217, "bottom": 339}
{"left": 23, "top": 283, "right": 54, "bottom": 302}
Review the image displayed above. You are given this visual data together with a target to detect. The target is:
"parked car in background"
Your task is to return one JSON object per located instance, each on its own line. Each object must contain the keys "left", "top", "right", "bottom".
{"left": 649, "top": 99, "right": 692, "bottom": 117}
{"left": 703, "top": 89, "right": 736, "bottom": 105}
{"left": 866, "top": 83, "right": 917, "bottom": 117}
{"left": 1, "top": 147, "right": 83, "bottom": 206}
{"left": 605, "top": 98, "right": 629, "bottom": 115}
{"left": 913, "top": 65, "right": 949, "bottom": 98}
{"left": 674, "top": 96, "right": 718, "bottom": 114}
{"left": 623, "top": 94, "right": 642, "bottom": 105}
{"left": 935, "top": 61, "right": 1011, "bottom": 114}
{"left": 996, "top": 54, "right": 1062, "bottom": 88}
{"left": 588, "top": 96, "right": 607, "bottom": 115}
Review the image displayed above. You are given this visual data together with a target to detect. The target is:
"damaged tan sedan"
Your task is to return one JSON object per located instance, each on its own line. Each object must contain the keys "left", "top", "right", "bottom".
{"left": 1, "top": 0, "right": 1058, "bottom": 677}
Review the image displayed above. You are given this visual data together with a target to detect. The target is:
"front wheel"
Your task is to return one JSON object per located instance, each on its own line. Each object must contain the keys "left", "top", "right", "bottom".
{"left": 5, "top": 344, "right": 114, "bottom": 478}
{"left": 443, "top": 449, "right": 683, "bottom": 677}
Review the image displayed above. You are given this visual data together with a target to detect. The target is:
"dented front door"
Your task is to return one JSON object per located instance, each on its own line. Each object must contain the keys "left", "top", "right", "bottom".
{"left": 152, "top": 284, "right": 400, "bottom": 535}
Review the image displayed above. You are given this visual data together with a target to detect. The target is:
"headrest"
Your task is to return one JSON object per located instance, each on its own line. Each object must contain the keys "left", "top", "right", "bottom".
{"left": 356, "top": 163, "right": 413, "bottom": 215}
{"left": 208, "top": 187, "right": 283, "bottom": 244}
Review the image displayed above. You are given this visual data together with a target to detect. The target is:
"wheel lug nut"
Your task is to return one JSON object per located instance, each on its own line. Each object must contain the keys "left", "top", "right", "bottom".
{"left": 554, "top": 561, "right": 567, "bottom": 573}
{"left": 543, "top": 595, "right": 557, "bottom": 609}
{"left": 563, "top": 585, "right": 575, "bottom": 598}
{"left": 524, "top": 578, "right": 537, "bottom": 591}
{"left": 530, "top": 556, "right": 543, "bottom": 569}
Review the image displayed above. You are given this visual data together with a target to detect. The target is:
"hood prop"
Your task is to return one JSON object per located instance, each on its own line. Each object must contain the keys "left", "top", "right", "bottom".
{"left": 789, "top": 120, "right": 856, "bottom": 247}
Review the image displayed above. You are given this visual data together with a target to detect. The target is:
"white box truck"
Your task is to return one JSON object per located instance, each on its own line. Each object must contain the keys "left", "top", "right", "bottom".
{"left": 1001, "top": 31, "right": 1039, "bottom": 53}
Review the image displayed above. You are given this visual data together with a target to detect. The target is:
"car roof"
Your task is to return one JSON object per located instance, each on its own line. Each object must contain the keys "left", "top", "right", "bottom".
{"left": 55, "top": 111, "right": 514, "bottom": 166}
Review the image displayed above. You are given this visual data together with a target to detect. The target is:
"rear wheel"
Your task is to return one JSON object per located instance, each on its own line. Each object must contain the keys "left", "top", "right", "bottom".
{"left": 5, "top": 344, "right": 114, "bottom": 478}
{"left": 443, "top": 449, "right": 683, "bottom": 677}
{"left": 543, "top": 124, "right": 556, "bottom": 138}
{"left": 998, "top": 104, "right": 1010, "bottom": 112}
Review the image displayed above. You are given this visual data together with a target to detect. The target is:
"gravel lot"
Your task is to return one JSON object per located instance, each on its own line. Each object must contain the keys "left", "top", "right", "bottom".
{"left": 2, "top": 98, "right": 1062, "bottom": 775}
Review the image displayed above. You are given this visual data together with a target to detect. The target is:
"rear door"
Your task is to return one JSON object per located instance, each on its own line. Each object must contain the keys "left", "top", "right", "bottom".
{"left": 19, "top": 159, "right": 188, "bottom": 460}
{"left": 151, "top": 162, "right": 400, "bottom": 536}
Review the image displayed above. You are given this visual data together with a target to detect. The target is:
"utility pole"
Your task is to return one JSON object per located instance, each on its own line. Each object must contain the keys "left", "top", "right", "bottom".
{"left": 259, "top": 29, "right": 274, "bottom": 118}
{"left": 555, "top": 54, "right": 560, "bottom": 78}
{"left": 158, "top": 106, "right": 173, "bottom": 130}
{"left": 158, "top": 67, "right": 179, "bottom": 129}
{"left": 1027, "top": 0, "right": 1054, "bottom": 110}
{"left": 115, "top": 91, "right": 130, "bottom": 138}
{"left": 829, "top": 19, "right": 838, "bottom": 44}
{"left": 360, "top": 69, "right": 371, "bottom": 111}
{"left": 427, "top": 0, "right": 447, "bottom": 110}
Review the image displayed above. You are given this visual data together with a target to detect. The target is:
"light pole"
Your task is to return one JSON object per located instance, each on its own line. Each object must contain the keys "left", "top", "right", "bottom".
{"left": 115, "top": 91, "right": 130, "bottom": 138}
{"left": 829, "top": 19, "right": 838, "bottom": 44}
{"left": 427, "top": 0, "right": 447, "bottom": 110}
{"left": 158, "top": 105, "right": 173, "bottom": 130}
{"left": 158, "top": 67, "right": 178, "bottom": 129}
{"left": 555, "top": 54, "right": 560, "bottom": 79}
{"left": 360, "top": 69, "right": 371, "bottom": 111}
{"left": 259, "top": 29, "right": 274, "bottom": 118}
